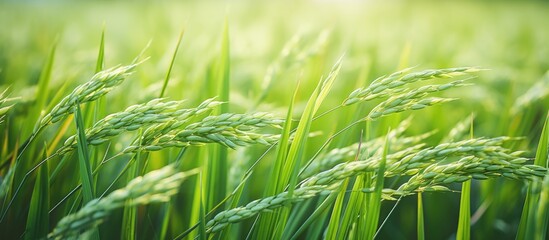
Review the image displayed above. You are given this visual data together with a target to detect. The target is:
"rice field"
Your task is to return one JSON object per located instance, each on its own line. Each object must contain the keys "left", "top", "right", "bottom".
{"left": 0, "top": 0, "right": 548, "bottom": 239}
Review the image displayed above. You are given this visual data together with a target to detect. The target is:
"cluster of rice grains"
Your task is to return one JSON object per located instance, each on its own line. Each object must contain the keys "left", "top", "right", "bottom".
{"left": 2, "top": 57, "right": 546, "bottom": 238}
{"left": 49, "top": 165, "right": 195, "bottom": 239}
{"left": 203, "top": 67, "right": 547, "bottom": 234}
{"left": 206, "top": 136, "right": 546, "bottom": 233}
{"left": 13, "top": 61, "right": 284, "bottom": 237}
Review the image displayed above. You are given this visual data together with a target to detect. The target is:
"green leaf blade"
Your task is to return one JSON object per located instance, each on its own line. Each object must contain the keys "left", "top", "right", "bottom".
{"left": 24, "top": 150, "right": 49, "bottom": 240}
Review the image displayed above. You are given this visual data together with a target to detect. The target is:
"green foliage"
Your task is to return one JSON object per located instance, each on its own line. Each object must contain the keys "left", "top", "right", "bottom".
{"left": 417, "top": 193, "right": 425, "bottom": 240}
{"left": 24, "top": 149, "right": 49, "bottom": 240}
{"left": 363, "top": 132, "right": 389, "bottom": 239}
{"left": 457, "top": 180, "right": 471, "bottom": 240}
{"left": 0, "top": 1, "right": 548, "bottom": 239}
{"left": 517, "top": 113, "right": 549, "bottom": 240}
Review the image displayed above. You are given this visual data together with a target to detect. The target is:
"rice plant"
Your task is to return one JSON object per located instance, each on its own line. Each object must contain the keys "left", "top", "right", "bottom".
{"left": 0, "top": 1, "right": 548, "bottom": 239}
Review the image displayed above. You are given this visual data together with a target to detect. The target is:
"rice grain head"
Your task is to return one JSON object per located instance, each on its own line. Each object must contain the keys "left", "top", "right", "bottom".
{"left": 343, "top": 67, "right": 482, "bottom": 106}
{"left": 48, "top": 165, "right": 193, "bottom": 239}
{"left": 39, "top": 63, "right": 140, "bottom": 130}
{"left": 130, "top": 112, "right": 283, "bottom": 152}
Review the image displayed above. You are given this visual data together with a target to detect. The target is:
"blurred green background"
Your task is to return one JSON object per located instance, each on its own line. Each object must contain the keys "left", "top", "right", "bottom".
{"left": 1, "top": 0, "right": 548, "bottom": 239}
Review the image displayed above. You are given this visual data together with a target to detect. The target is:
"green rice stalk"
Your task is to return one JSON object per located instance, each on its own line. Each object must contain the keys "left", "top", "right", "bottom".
{"left": 362, "top": 131, "right": 389, "bottom": 239}
{"left": 135, "top": 112, "right": 283, "bottom": 152}
{"left": 48, "top": 165, "right": 195, "bottom": 239}
{"left": 203, "top": 20, "right": 231, "bottom": 219}
{"left": 62, "top": 99, "right": 185, "bottom": 150}
{"left": 325, "top": 177, "right": 351, "bottom": 240}
{"left": 395, "top": 156, "right": 546, "bottom": 196}
{"left": 51, "top": 98, "right": 221, "bottom": 158}
{"left": 206, "top": 150, "right": 546, "bottom": 234}
{"left": 257, "top": 81, "right": 318, "bottom": 239}
{"left": 256, "top": 57, "right": 341, "bottom": 239}
{"left": 301, "top": 137, "right": 539, "bottom": 190}
{"left": 289, "top": 192, "right": 339, "bottom": 240}
{"left": 457, "top": 180, "right": 471, "bottom": 240}
{"left": 367, "top": 80, "right": 470, "bottom": 120}
{"left": 40, "top": 62, "right": 141, "bottom": 130}
{"left": 341, "top": 171, "right": 370, "bottom": 239}
{"left": 24, "top": 149, "right": 49, "bottom": 240}
{"left": 327, "top": 130, "right": 368, "bottom": 240}
{"left": 73, "top": 104, "right": 99, "bottom": 240}
{"left": 137, "top": 98, "right": 222, "bottom": 147}
{"left": 121, "top": 135, "right": 143, "bottom": 240}
{"left": 343, "top": 67, "right": 481, "bottom": 106}
{"left": 206, "top": 185, "right": 333, "bottom": 234}
{"left": 159, "top": 30, "right": 184, "bottom": 98}
{"left": 74, "top": 104, "right": 95, "bottom": 204}
{"left": 95, "top": 27, "right": 105, "bottom": 73}
{"left": 536, "top": 175, "right": 549, "bottom": 240}
{"left": 254, "top": 81, "right": 298, "bottom": 239}
{"left": 368, "top": 97, "right": 456, "bottom": 120}
{"left": 457, "top": 113, "right": 474, "bottom": 240}
{"left": 517, "top": 112, "right": 549, "bottom": 239}
{"left": 27, "top": 41, "right": 57, "bottom": 136}
{"left": 300, "top": 123, "right": 432, "bottom": 178}
{"left": 0, "top": 44, "right": 57, "bottom": 223}
{"left": 417, "top": 193, "right": 425, "bottom": 240}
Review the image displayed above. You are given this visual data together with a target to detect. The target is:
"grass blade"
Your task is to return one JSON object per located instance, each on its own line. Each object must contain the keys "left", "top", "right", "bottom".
{"left": 257, "top": 58, "right": 341, "bottom": 239}
{"left": 121, "top": 148, "right": 142, "bottom": 240}
{"left": 457, "top": 116, "right": 474, "bottom": 240}
{"left": 95, "top": 27, "right": 105, "bottom": 73}
{"left": 74, "top": 104, "right": 94, "bottom": 203}
{"left": 533, "top": 112, "right": 549, "bottom": 170}
{"left": 205, "top": 20, "right": 230, "bottom": 214}
{"left": 326, "top": 131, "right": 365, "bottom": 239}
{"left": 160, "top": 30, "right": 184, "bottom": 98}
{"left": 198, "top": 172, "right": 207, "bottom": 240}
{"left": 363, "top": 129, "right": 389, "bottom": 239}
{"left": 417, "top": 193, "right": 425, "bottom": 240}
{"left": 336, "top": 125, "right": 371, "bottom": 239}
{"left": 457, "top": 180, "right": 471, "bottom": 240}
{"left": 28, "top": 40, "right": 57, "bottom": 136}
{"left": 254, "top": 80, "right": 298, "bottom": 239}
{"left": 537, "top": 175, "right": 549, "bottom": 240}
{"left": 0, "top": 41, "right": 57, "bottom": 224}
{"left": 289, "top": 193, "right": 338, "bottom": 240}
{"left": 283, "top": 74, "right": 335, "bottom": 238}
{"left": 24, "top": 148, "right": 49, "bottom": 240}
{"left": 187, "top": 148, "right": 206, "bottom": 240}
{"left": 517, "top": 112, "right": 548, "bottom": 239}
{"left": 258, "top": 77, "right": 317, "bottom": 239}
{"left": 74, "top": 103, "right": 98, "bottom": 239}
{"left": 325, "top": 180, "right": 350, "bottom": 240}
{"left": 49, "top": 165, "right": 194, "bottom": 239}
